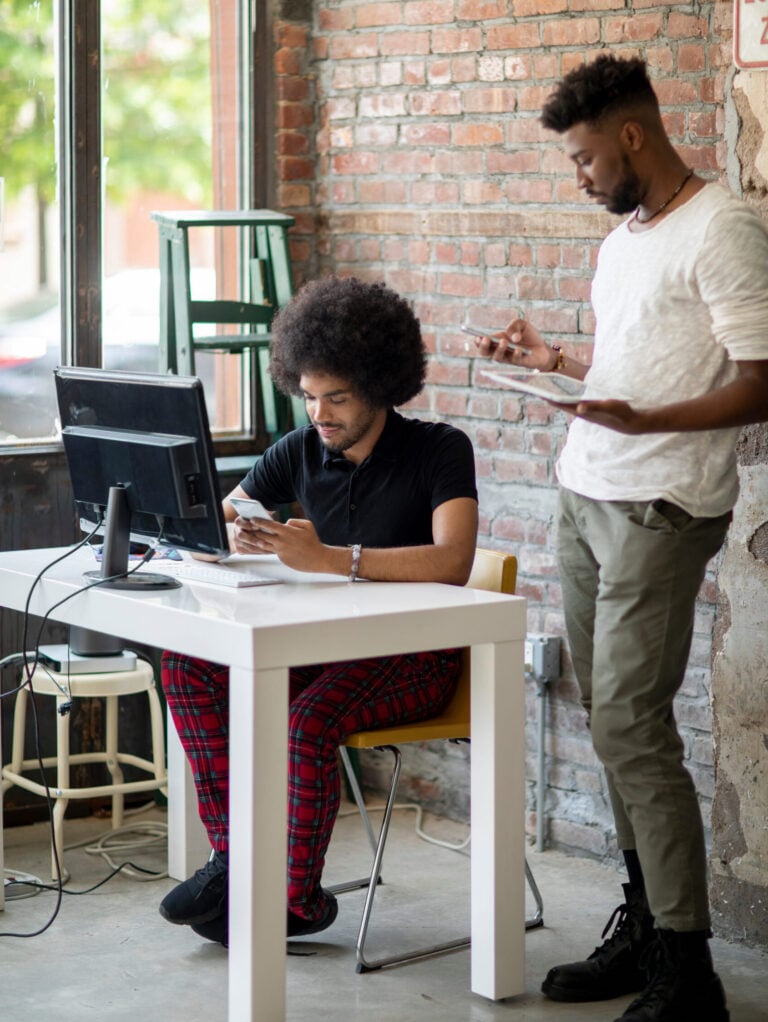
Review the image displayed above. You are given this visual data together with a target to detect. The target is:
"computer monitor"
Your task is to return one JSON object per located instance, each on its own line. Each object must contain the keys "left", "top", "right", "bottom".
{"left": 54, "top": 366, "right": 229, "bottom": 590}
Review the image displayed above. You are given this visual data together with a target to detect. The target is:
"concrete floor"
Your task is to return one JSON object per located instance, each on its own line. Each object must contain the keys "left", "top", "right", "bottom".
{"left": 1, "top": 803, "right": 766, "bottom": 1022}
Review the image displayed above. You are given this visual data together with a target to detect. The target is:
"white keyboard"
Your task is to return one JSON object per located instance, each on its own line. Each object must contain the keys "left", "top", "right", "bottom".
{"left": 176, "top": 563, "right": 281, "bottom": 589}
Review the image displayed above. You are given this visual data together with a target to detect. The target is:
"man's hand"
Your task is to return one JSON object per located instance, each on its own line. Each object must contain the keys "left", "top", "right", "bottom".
{"left": 233, "top": 516, "right": 334, "bottom": 573}
{"left": 474, "top": 318, "right": 555, "bottom": 371}
{"left": 572, "top": 399, "right": 649, "bottom": 434}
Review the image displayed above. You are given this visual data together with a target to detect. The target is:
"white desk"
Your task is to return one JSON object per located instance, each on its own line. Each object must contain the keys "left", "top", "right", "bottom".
{"left": 0, "top": 546, "right": 527, "bottom": 1020}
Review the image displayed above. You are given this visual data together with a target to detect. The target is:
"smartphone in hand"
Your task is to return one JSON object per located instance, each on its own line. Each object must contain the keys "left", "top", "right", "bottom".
{"left": 460, "top": 324, "right": 529, "bottom": 354}
{"left": 228, "top": 497, "right": 274, "bottom": 523}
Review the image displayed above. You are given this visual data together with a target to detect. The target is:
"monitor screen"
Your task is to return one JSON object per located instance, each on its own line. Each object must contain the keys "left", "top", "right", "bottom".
{"left": 54, "top": 366, "right": 229, "bottom": 589}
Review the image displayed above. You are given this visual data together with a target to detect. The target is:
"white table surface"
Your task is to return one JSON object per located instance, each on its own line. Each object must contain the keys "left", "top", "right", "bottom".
{"left": 0, "top": 546, "right": 527, "bottom": 1020}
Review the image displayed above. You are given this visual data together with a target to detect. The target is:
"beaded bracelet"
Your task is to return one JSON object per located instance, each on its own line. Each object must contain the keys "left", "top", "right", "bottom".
{"left": 349, "top": 543, "right": 362, "bottom": 583}
{"left": 549, "top": 344, "right": 566, "bottom": 373}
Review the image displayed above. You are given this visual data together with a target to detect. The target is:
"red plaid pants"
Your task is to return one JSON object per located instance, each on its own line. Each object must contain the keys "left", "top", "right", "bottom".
{"left": 161, "top": 648, "right": 461, "bottom": 919}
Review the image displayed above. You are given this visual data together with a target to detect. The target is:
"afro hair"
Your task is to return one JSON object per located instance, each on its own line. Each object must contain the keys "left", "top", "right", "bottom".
{"left": 269, "top": 276, "right": 427, "bottom": 409}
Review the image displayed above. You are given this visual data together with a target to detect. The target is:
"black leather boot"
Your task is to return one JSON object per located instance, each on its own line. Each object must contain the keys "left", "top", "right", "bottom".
{"left": 541, "top": 883, "right": 655, "bottom": 1002}
{"left": 614, "top": 928, "right": 730, "bottom": 1021}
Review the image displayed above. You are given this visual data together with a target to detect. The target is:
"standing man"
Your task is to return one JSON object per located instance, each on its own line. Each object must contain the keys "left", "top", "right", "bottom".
{"left": 159, "top": 276, "right": 478, "bottom": 946}
{"left": 475, "top": 54, "right": 768, "bottom": 1022}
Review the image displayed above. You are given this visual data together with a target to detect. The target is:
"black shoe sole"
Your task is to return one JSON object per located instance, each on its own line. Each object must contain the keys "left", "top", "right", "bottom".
{"left": 542, "top": 982, "right": 643, "bottom": 1003}
{"left": 159, "top": 901, "right": 226, "bottom": 926}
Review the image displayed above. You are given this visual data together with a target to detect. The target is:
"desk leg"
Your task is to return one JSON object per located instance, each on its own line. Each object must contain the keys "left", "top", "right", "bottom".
{"left": 1, "top": 701, "right": 4, "bottom": 912}
{"left": 470, "top": 639, "right": 525, "bottom": 1000}
{"left": 228, "top": 665, "right": 289, "bottom": 1022}
{"left": 166, "top": 708, "right": 211, "bottom": 881}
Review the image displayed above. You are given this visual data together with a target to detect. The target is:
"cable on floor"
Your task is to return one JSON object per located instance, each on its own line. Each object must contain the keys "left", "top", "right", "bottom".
{"left": 338, "top": 801, "right": 470, "bottom": 853}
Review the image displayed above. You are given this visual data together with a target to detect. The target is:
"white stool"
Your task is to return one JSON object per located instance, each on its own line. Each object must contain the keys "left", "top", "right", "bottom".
{"left": 1, "top": 660, "right": 167, "bottom": 881}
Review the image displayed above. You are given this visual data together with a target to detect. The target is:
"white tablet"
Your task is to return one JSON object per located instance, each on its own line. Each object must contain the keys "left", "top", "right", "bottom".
{"left": 481, "top": 369, "right": 599, "bottom": 405}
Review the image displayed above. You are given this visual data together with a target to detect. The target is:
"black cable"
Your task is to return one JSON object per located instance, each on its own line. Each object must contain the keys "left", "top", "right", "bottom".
{"left": 1, "top": 522, "right": 169, "bottom": 940}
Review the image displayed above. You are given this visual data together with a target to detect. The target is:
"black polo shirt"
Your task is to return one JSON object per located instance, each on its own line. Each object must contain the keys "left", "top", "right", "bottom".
{"left": 240, "top": 409, "right": 477, "bottom": 548}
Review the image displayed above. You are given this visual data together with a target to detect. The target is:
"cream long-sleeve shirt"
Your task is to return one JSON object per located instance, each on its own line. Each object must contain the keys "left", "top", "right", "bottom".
{"left": 556, "top": 183, "right": 768, "bottom": 518}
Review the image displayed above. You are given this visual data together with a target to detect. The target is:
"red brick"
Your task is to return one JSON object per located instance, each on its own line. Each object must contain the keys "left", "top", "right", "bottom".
{"left": 275, "top": 48, "right": 304, "bottom": 75}
{"left": 668, "top": 12, "right": 708, "bottom": 38}
{"left": 438, "top": 272, "right": 484, "bottom": 298}
{"left": 452, "top": 122, "right": 505, "bottom": 146}
{"left": 329, "top": 34, "right": 379, "bottom": 60}
{"left": 280, "top": 156, "right": 315, "bottom": 180}
{"left": 275, "top": 23, "right": 308, "bottom": 47}
{"left": 278, "top": 131, "right": 310, "bottom": 156}
{"left": 405, "top": 0, "right": 456, "bottom": 25}
{"left": 456, "top": 0, "right": 508, "bottom": 18}
{"left": 331, "top": 151, "right": 379, "bottom": 175}
{"left": 355, "top": 123, "right": 398, "bottom": 146}
{"left": 318, "top": 8, "right": 354, "bottom": 30}
{"left": 409, "top": 240, "right": 431, "bottom": 263}
{"left": 380, "top": 31, "right": 431, "bottom": 56}
{"left": 541, "top": 18, "right": 600, "bottom": 47}
{"left": 404, "top": 59, "right": 428, "bottom": 84}
{"left": 604, "top": 14, "right": 663, "bottom": 44}
{"left": 358, "top": 179, "right": 408, "bottom": 203}
{"left": 486, "top": 149, "right": 540, "bottom": 174}
{"left": 505, "top": 177, "right": 552, "bottom": 203}
{"left": 677, "top": 43, "right": 706, "bottom": 73}
{"left": 410, "top": 90, "right": 462, "bottom": 116}
{"left": 359, "top": 93, "right": 408, "bottom": 118}
{"left": 381, "top": 151, "right": 435, "bottom": 174}
{"left": 411, "top": 180, "right": 460, "bottom": 203}
{"left": 514, "top": 0, "right": 567, "bottom": 13}
{"left": 276, "top": 103, "right": 314, "bottom": 129}
{"left": 277, "top": 76, "right": 311, "bottom": 102}
{"left": 462, "top": 180, "right": 504, "bottom": 204}
{"left": 486, "top": 23, "right": 541, "bottom": 50}
{"left": 464, "top": 87, "right": 517, "bottom": 114}
{"left": 431, "top": 27, "right": 483, "bottom": 52}
{"left": 356, "top": 3, "right": 402, "bottom": 28}
{"left": 469, "top": 394, "right": 501, "bottom": 419}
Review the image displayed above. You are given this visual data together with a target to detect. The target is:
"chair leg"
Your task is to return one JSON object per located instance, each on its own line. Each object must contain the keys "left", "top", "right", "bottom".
{"left": 354, "top": 745, "right": 471, "bottom": 973}
{"left": 525, "top": 857, "right": 544, "bottom": 929}
{"left": 328, "top": 747, "right": 381, "bottom": 896}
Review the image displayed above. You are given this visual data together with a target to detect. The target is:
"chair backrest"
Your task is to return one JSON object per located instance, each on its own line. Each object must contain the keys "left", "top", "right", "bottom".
{"left": 344, "top": 547, "right": 517, "bottom": 748}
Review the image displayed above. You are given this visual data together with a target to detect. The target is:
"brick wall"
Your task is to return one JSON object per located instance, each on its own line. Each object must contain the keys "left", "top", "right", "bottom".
{"left": 272, "top": 1, "right": 734, "bottom": 862}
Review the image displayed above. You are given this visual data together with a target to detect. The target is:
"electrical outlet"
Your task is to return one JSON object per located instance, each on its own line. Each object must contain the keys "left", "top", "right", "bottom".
{"left": 525, "top": 634, "right": 561, "bottom": 681}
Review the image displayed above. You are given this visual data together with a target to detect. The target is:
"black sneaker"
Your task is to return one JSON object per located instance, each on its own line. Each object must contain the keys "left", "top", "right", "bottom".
{"left": 190, "top": 888, "right": 338, "bottom": 948}
{"left": 159, "top": 850, "right": 228, "bottom": 925}
{"left": 614, "top": 929, "right": 730, "bottom": 1022}
{"left": 192, "top": 911, "right": 228, "bottom": 947}
{"left": 541, "top": 883, "right": 655, "bottom": 1002}
{"left": 287, "top": 890, "right": 338, "bottom": 939}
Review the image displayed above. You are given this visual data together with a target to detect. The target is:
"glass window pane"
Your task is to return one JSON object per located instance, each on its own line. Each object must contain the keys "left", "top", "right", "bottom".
{"left": 101, "top": 0, "right": 247, "bottom": 436}
{"left": 0, "top": 1, "right": 60, "bottom": 444}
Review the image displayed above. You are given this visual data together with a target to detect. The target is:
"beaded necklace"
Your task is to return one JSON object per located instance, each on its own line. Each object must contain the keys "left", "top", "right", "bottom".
{"left": 632, "top": 168, "right": 694, "bottom": 225}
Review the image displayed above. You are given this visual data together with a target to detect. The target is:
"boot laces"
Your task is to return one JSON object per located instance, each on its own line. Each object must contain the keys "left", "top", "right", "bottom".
{"left": 629, "top": 938, "right": 677, "bottom": 1009}
{"left": 592, "top": 900, "right": 632, "bottom": 955}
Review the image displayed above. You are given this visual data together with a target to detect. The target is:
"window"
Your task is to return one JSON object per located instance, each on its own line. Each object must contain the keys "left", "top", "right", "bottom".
{"left": 0, "top": 0, "right": 255, "bottom": 446}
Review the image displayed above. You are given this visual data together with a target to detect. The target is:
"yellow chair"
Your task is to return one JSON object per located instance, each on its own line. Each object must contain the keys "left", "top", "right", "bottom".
{"left": 334, "top": 548, "right": 543, "bottom": 972}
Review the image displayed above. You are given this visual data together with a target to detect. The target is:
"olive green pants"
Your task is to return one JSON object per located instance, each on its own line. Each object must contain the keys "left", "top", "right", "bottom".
{"left": 557, "top": 487, "right": 731, "bottom": 931}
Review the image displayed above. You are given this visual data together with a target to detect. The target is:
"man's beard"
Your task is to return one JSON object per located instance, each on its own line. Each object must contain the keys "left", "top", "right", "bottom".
{"left": 315, "top": 404, "right": 378, "bottom": 454}
{"left": 605, "top": 157, "right": 643, "bottom": 215}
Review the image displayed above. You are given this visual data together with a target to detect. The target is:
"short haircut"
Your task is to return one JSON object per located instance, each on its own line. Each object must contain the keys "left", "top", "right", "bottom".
{"left": 269, "top": 276, "right": 427, "bottom": 409}
{"left": 540, "top": 54, "right": 659, "bottom": 133}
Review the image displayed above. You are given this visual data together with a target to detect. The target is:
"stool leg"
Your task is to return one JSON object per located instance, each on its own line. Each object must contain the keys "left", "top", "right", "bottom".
{"left": 2, "top": 686, "right": 29, "bottom": 794}
{"left": 53, "top": 696, "right": 71, "bottom": 882}
{"left": 105, "top": 695, "right": 125, "bottom": 829}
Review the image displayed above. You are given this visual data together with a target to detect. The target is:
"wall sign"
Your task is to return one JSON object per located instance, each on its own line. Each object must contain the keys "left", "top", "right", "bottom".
{"left": 735, "top": 0, "right": 768, "bottom": 69}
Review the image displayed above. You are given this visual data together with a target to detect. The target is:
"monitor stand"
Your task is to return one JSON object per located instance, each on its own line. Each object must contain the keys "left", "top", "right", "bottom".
{"left": 83, "top": 485, "right": 181, "bottom": 590}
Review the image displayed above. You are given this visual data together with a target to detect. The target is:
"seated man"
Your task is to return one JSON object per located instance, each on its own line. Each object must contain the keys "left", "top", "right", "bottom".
{"left": 159, "top": 276, "right": 479, "bottom": 945}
